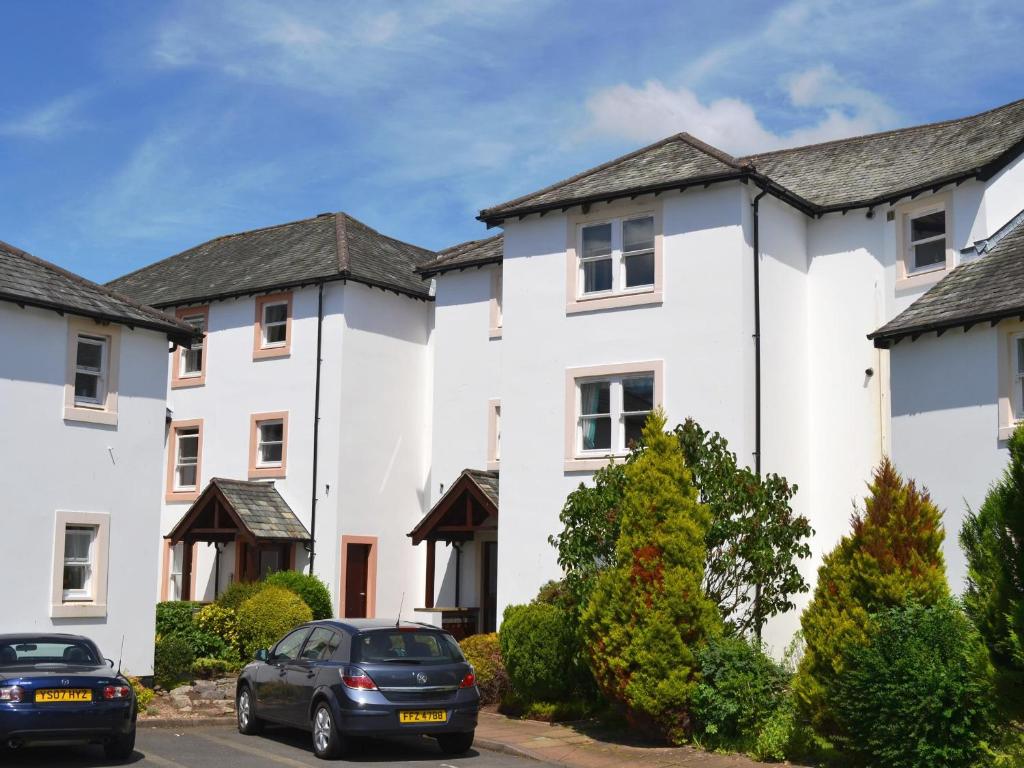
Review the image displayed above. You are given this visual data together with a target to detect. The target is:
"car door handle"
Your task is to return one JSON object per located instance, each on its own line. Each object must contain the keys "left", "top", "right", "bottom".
{"left": 306, "top": 671, "right": 316, "bottom": 679}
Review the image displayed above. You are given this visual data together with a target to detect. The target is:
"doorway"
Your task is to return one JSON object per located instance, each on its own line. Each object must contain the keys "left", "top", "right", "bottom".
{"left": 341, "top": 535, "right": 378, "bottom": 618}
{"left": 481, "top": 541, "right": 498, "bottom": 633}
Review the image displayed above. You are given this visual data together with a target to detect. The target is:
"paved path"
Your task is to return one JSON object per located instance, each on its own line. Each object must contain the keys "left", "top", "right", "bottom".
{"left": 1, "top": 724, "right": 541, "bottom": 767}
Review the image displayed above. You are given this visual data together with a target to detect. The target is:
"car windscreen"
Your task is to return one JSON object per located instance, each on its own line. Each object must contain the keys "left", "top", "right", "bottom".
{"left": 0, "top": 640, "right": 100, "bottom": 668}
{"left": 351, "top": 630, "right": 465, "bottom": 665}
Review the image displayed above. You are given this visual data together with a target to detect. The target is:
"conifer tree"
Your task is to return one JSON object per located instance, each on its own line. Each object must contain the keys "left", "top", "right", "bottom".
{"left": 580, "top": 409, "right": 720, "bottom": 743}
{"left": 793, "top": 458, "right": 948, "bottom": 735}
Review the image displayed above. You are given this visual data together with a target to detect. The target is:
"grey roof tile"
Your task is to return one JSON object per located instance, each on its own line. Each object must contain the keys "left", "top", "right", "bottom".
{"left": 0, "top": 239, "right": 195, "bottom": 342}
{"left": 107, "top": 212, "right": 436, "bottom": 307}
{"left": 463, "top": 469, "right": 499, "bottom": 508}
{"left": 211, "top": 478, "right": 311, "bottom": 541}
{"left": 870, "top": 209, "right": 1024, "bottom": 346}
{"left": 416, "top": 234, "right": 503, "bottom": 277}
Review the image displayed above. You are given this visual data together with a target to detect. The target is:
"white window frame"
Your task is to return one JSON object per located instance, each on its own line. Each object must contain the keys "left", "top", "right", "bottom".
{"left": 261, "top": 301, "right": 289, "bottom": 348}
{"left": 73, "top": 334, "right": 107, "bottom": 406}
{"left": 179, "top": 313, "right": 206, "bottom": 378}
{"left": 487, "top": 398, "right": 501, "bottom": 470}
{"left": 51, "top": 511, "right": 109, "bottom": 618}
{"left": 1012, "top": 332, "right": 1024, "bottom": 423}
{"left": 256, "top": 419, "right": 285, "bottom": 467}
{"left": 174, "top": 427, "right": 200, "bottom": 491}
{"left": 564, "top": 361, "right": 664, "bottom": 471}
{"left": 64, "top": 318, "right": 121, "bottom": 426}
{"left": 896, "top": 194, "right": 954, "bottom": 289}
{"left": 906, "top": 204, "right": 948, "bottom": 275}
{"left": 489, "top": 267, "right": 503, "bottom": 339}
{"left": 577, "top": 214, "right": 656, "bottom": 298}
{"left": 62, "top": 526, "right": 96, "bottom": 602}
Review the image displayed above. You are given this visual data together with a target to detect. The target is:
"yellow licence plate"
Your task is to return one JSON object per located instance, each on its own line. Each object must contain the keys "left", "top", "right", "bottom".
{"left": 35, "top": 689, "right": 92, "bottom": 703}
{"left": 399, "top": 710, "right": 447, "bottom": 724}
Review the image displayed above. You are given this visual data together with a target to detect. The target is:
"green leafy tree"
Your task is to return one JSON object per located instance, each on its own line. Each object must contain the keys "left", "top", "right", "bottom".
{"left": 794, "top": 458, "right": 948, "bottom": 736}
{"left": 581, "top": 409, "right": 720, "bottom": 743}
{"left": 960, "top": 426, "right": 1024, "bottom": 691}
{"left": 550, "top": 418, "right": 813, "bottom": 638}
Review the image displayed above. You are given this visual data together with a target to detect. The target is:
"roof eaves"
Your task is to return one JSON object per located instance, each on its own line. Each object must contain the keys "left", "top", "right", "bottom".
{"left": 416, "top": 254, "right": 503, "bottom": 279}
{"left": 868, "top": 304, "right": 1024, "bottom": 348}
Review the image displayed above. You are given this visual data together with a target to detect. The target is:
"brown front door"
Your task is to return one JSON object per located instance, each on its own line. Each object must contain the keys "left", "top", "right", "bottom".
{"left": 481, "top": 541, "right": 498, "bottom": 633}
{"left": 344, "top": 543, "right": 371, "bottom": 618}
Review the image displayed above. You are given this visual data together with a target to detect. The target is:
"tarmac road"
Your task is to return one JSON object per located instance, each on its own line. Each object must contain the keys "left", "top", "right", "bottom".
{"left": 0, "top": 724, "right": 542, "bottom": 768}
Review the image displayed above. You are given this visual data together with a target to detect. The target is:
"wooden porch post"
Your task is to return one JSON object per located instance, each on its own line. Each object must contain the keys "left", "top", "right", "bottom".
{"left": 234, "top": 539, "right": 245, "bottom": 584}
{"left": 425, "top": 539, "right": 435, "bottom": 609}
{"left": 181, "top": 538, "right": 193, "bottom": 601}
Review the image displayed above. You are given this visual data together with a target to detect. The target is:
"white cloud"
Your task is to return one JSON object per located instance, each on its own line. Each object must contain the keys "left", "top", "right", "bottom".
{"left": 0, "top": 92, "right": 89, "bottom": 140}
{"left": 584, "top": 66, "right": 898, "bottom": 155}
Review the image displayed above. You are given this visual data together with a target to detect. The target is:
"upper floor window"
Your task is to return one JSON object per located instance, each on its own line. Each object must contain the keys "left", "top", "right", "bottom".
{"left": 249, "top": 411, "right": 289, "bottom": 479}
{"left": 173, "top": 306, "right": 209, "bottom": 388}
{"left": 579, "top": 215, "right": 655, "bottom": 296}
{"left": 489, "top": 268, "right": 503, "bottom": 339}
{"left": 1013, "top": 334, "right": 1024, "bottom": 422}
{"left": 487, "top": 399, "right": 501, "bottom": 470}
{"left": 896, "top": 195, "right": 953, "bottom": 288}
{"left": 64, "top": 319, "right": 120, "bottom": 426}
{"left": 908, "top": 208, "right": 946, "bottom": 273}
{"left": 253, "top": 293, "right": 293, "bottom": 360}
{"left": 166, "top": 419, "right": 204, "bottom": 502}
{"left": 74, "top": 335, "right": 107, "bottom": 406}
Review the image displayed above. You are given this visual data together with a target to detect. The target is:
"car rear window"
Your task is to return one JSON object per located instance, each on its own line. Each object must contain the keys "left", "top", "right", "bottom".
{"left": 0, "top": 640, "right": 100, "bottom": 668}
{"left": 352, "top": 630, "right": 465, "bottom": 665}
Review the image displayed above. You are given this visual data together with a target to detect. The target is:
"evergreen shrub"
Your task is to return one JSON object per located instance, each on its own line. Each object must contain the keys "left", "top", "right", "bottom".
{"left": 236, "top": 585, "right": 312, "bottom": 660}
{"left": 499, "top": 603, "right": 575, "bottom": 703}
{"left": 459, "top": 633, "right": 509, "bottom": 706}
{"left": 154, "top": 634, "right": 194, "bottom": 690}
{"left": 264, "top": 570, "right": 333, "bottom": 620}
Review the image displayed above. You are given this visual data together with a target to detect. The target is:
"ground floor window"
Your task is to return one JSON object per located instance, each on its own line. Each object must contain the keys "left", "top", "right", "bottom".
{"left": 51, "top": 511, "right": 109, "bottom": 618}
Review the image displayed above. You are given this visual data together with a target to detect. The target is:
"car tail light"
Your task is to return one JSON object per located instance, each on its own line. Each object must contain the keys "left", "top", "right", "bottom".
{"left": 0, "top": 686, "right": 24, "bottom": 703}
{"left": 103, "top": 685, "right": 131, "bottom": 700}
{"left": 459, "top": 672, "right": 476, "bottom": 689}
{"left": 340, "top": 666, "right": 377, "bottom": 691}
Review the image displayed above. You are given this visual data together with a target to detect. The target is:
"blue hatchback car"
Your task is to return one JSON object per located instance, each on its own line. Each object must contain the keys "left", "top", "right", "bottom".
{"left": 0, "top": 634, "right": 136, "bottom": 760}
{"left": 236, "top": 619, "right": 480, "bottom": 759}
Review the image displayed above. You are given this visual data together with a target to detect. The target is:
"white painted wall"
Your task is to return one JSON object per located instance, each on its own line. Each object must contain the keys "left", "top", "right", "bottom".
{"left": 0, "top": 303, "right": 168, "bottom": 675}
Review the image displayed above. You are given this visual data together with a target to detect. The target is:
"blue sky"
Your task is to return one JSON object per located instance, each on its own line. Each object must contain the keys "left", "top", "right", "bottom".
{"left": 2, "top": 0, "right": 1023, "bottom": 283}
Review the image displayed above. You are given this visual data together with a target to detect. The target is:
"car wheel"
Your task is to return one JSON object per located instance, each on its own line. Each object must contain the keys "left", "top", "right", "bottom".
{"left": 103, "top": 725, "right": 136, "bottom": 762}
{"left": 312, "top": 702, "right": 344, "bottom": 759}
{"left": 437, "top": 730, "right": 475, "bottom": 755}
{"left": 237, "top": 686, "right": 262, "bottom": 735}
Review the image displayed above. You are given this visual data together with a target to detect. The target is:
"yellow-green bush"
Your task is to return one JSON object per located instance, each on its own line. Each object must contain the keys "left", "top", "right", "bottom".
{"left": 192, "top": 657, "right": 238, "bottom": 679}
{"left": 236, "top": 585, "right": 312, "bottom": 660}
{"left": 459, "top": 633, "right": 509, "bottom": 706}
{"left": 195, "top": 603, "right": 240, "bottom": 652}
{"left": 129, "top": 677, "right": 154, "bottom": 713}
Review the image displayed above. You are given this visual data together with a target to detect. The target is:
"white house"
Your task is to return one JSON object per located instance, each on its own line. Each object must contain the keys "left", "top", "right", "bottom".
{"left": 0, "top": 240, "right": 195, "bottom": 675}
{"left": 108, "top": 96, "right": 1024, "bottom": 653}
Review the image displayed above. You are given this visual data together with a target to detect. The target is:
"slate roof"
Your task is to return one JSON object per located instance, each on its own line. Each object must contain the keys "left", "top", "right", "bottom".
{"left": 210, "top": 478, "right": 311, "bottom": 541}
{"left": 407, "top": 469, "right": 499, "bottom": 545}
{"left": 479, "top": 98, "right": 1024, "bottom": 225}
{"left": 107, "top": 212, "right": 436, "bottom": 308}
{"left": 416, "top": 234, "right": 503, "bottom": 278}
{"left": 463, "top": 469, "right": 499, "bottom": 508}
{"left": 869, "top": 209, "right": 1024, "bottom": 347}
{"left": 0, "top": 239, "right": 195, "bottom": 343}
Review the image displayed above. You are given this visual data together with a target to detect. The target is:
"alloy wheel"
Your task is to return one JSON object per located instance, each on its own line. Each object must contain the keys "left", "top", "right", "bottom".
{"left": 238, "top": 690, "right": 250, "bottom": 729}
{"left": 313, "top": 706, "right": 332, "bottom": 754}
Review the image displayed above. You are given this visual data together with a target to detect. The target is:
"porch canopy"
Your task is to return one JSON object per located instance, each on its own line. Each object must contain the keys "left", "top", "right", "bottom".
{"left": 167, "top": 477, "right": 310, "bottom": 599}
{"left": 408, "top": 469, "right": 498, "bottom": 611}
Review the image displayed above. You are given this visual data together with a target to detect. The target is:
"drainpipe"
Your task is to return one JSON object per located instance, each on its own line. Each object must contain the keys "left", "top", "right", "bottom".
{"left": 751, "top": 184, "right": 768, "bottom": 643}
{"left": 308, "top": 282, "right": 325, "bottom": 576}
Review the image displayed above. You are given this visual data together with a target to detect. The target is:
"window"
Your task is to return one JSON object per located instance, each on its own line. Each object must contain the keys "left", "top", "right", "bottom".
{"left": 253, "top": 292, "right": 293, "bottom": 359}
{"left": 64, "top": 319, "right": 120, "bottom": 425}
{"left": 489, "top": 267, "right": 503, "bottom": 338}
{"left": 578, "top": 374, "right": 654, "bottom": 455}
{"left": 51, "top": 511, "right": 109, "bottom": 618}
{"left": 1015, "top": 336, "right": 1024, "bottom": 421}
{"left": 73, "top": 335, "right": 106, "bottom": 406}
{"left": 249, "top": 412, "right": 288, "bottom": 478}
{"left": 272, "top": 628, "right": 312, "bottom": 662}
{"left": 487, "top": 399, "right": 501, "bottom": 470}
{"left": 172, "top": 306, "right": 209, "bottom": 387}
{"left": 62, "top": 526, "right": 95, "bottom": 602}
{"left": 301, "top": 628, "right": 341, "bottom": 661}
{"left": 908, "top": 208, "right": 947, "bottom": 273}
{"left": 579, "top": 215, "right": 655, "bottom": 297}
{"left": 565, "top": 361, "right": 663, "bottom": 470}
{"left": 166, "top": 420, "right": 203, "bottom": 501}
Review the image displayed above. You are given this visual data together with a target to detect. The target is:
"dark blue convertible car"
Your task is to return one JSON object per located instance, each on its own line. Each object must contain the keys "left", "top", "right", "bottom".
{"left": 236, "top": 619, "right": 479, "bottom": 759}
{"left": 0, "top": 634, "right": 136, "bottom": 760}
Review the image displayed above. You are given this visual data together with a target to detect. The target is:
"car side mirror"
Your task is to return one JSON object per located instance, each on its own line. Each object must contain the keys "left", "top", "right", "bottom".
{"left": 254, "top": 649, "right": 270, "bottom": 662}
{"left": 106, "top": 658, "right": 115, "bottom": 668}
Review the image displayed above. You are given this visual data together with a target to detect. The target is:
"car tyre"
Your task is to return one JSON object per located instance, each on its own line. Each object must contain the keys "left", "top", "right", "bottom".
{"left": 437, "top": 730, "right": 475, "bottom": 755}
{"left": 103, "top": 725, "right": 136, "bottom": 762}
{"left": 237, "top": 686, "right": 263, "bottom": 735}
{"left": 312, "top": 701, "right": 345, "bottom": 760}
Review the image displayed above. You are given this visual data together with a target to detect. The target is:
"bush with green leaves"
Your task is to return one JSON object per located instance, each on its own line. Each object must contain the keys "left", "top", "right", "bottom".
{"left": 794, "top": 459, "right": 949, "bottom": 737}
{"left": 581, "top": 410, "right": 720, "bottom": 743}
{"left": 692, "top": 636, "right": 788, "bottom": 748}
{"left": 499, "top": 603, "right": 576, "bottom": 703}
{"left": 549, "top": 418, "right": 812, "bottom": 638}
{"left": 832, "top": 600, "right": 997, "bottom": 768}
{"left": 459, "top": 633, "right": 509, "bottom": 706}
{"left": 155, "top": 601, "right": 201, "bottom": 637}
{"left": 264, "top": 570, "right": 333, "bottom": 620}
{"left": 194, "top": 603, "right": 240, "bottom": 651}
{"left": 155, "top": 600, "right": 231, "bottom": 661}
{"left": 236, "top": 585, "right": 313, "bottom": 660}
{"left": 192, "top": 657, "right": 238, "bottom": 679}
{"left": 961, "top": 425, "right": 1024, "bottom": 694}
{"left": 128, "top": 677, "right": 154, "bottom": 713}
{"left": 215, "top": 580, "right": 264, "bottom": 611}
{"left": 154, "top": 634, "right": 194, "bottom": 690}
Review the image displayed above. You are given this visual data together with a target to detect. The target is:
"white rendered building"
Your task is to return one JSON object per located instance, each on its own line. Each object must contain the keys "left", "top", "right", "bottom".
{"left": 0, "top": 240, "right": 195, "bottom": 675}
{"left": 110, "top": 97, "right": 1024, "bottom": 652}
